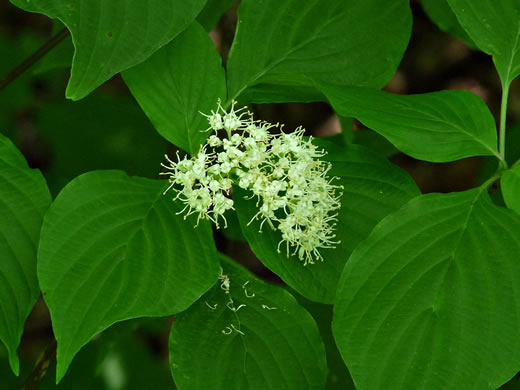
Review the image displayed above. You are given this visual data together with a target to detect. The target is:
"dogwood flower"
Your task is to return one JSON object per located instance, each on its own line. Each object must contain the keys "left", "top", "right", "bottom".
{"left": 161, "top": 100, "right": 343, "bottom": 265}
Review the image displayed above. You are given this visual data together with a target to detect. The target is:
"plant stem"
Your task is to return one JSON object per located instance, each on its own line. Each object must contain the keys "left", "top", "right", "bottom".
{"left": 0, "top": 28, "right": 70, "bottom": 92}
{"left": 499, "top": 81, "right": 510, "bottom": 164}
{"left": 22, "top": 339, "right": 57, "bottom": 390}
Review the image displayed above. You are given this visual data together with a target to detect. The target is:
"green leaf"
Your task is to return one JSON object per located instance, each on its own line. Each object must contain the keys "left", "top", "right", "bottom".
{"left": 235, "top": 142, "right": 420, "bottom": 303}
{"left": 36, "top": 92, "right": 168, "bottom": 196}
{"left": 447, "top": 0, "right": 520, "bottom": 85}
{"left": 0, "top": 134, "right": 51, "bottom": 375}
{"left": 9, "top": 0, "right": 207, "bottom": 100}
{"left": 123, "top": 22, "right": 226, "bottom": 155}
{"left": 37, "top": 170, "right": 220, "bottom": 382}
{"left": 170, "top": 255, "right": 327, "bottom": 389}
{"left": 321, "top": 85, "right": 500, "bottom": 162}
{"left": 333, "top": 189, "right": 520, "bottom": 390}
{"left": 421, "top": 0, "right": 475, "bottom": 47}
{"left": 226, "top": 0, "right": 411, "bottom": 103}
{"left": 502, "top": 164, "right": 520, "bottom": 214}
{"left": 197, "top": 0, "right": 235, "bottom": 31}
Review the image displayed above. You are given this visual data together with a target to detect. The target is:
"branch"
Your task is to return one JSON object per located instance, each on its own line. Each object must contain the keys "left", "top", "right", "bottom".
{"left": 0, "top": 28, "right": 70, "bottom": 91}
{"left": 22, "top": 339, "right": 57, "bottom": 390}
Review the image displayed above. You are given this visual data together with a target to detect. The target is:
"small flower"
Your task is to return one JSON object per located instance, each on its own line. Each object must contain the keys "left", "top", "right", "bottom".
{"left": 162, "top": 100, "right": 343, "bottom": 265}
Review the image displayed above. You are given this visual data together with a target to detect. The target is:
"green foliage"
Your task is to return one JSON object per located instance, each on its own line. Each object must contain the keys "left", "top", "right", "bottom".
{"left": 447, "top": 0, "right": 520, "bottom": 86}
{"left": 421, "top": 0, "right": 475, "bottom": 47}
{"left": 321, "top": 86, "right": 501, "bottom": 162}
{"left": 170, "top": 255, "right": 327, "bottom": 389}
{"left": 226, "top": 0, "right": 412, "bottom": 103}
{"left": 502, "top": 164, "right": 520, "bottom": 214}
{"left": 3, "top": 0, "right": 520, "bottom": 388}
{"left": 123, "top": 22, "right": 226, "bottom": 154}
{"left": 37, "top": 171, "right": 220, "bottom": 381}
{"left": 0, "top": 135, "right": 51, "bottom": 374}
{"left": 333, "top": 189, "right": 520, "bottom": 389}
{"left": 10, "top": 0, "right": 206, "bottom": 100}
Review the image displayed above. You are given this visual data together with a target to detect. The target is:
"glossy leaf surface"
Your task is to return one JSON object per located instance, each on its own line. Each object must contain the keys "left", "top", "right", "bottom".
{"left": 0, "top": 135, "right": 51, "bottom": 374}
{"left": 226, "top": 0, "right": 411, "bottom": 103}
{"left": 10, "top": 0, "right": 206, "bottom": 99}
{"left": 322, "top": 85, "right": 500, "bottom": 162}
{"left": 170, "top": 255, "right": 327, "bottom": 389}
{"left": 38, "top": 171, "right": 220, "bottom": 381}
{"left": 334, "top": 189, "right": 520, "bottom": 389}
{"left": 123, "top": 22, "right": 226, "bottom": 154}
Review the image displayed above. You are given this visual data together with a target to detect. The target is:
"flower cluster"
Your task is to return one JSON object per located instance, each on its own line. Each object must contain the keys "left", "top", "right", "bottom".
{"left": 161, "top": 100, "right": 342, "bottom": 265}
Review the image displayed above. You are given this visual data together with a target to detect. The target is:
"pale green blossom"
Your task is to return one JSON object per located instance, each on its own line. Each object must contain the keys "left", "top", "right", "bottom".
{"left": 162, "top": 101, "right": 343, "bottom": 265}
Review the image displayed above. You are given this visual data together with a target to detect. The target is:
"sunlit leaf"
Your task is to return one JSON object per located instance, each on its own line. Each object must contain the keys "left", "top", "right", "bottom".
{"left": 0, "top": 134, "right": 51, "bottom": 375}
{"left": 170, "top": 255, "right": 327, "bottom": 389}
{"left": 10, "top": 0, "right": 206, "bottom": 99}
{"left": 38, "top": 170, "right": 220, "bottom": 382}
{"left": 333, "top": 189, "right": 520, "bottom": 389}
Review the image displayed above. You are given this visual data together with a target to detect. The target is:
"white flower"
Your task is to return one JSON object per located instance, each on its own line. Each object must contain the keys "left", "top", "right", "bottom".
{"left": 162, "top": 100, "right": 343, "bottom": 265}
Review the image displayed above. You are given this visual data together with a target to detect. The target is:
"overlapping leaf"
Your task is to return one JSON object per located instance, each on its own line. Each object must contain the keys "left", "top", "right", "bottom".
{"left": 502, "top": 164, "right": 520, "bottom": 214}
{"left": 321, "top": 85, "right": 500, "bottom": 162}
{"left": 226, "top": 0, "right": 411, "bottom": 103}
{"left": 235, "top": 142, "right": 420, "bottom": 303}
{"left": 333, "top": 189, "right": 520, "bottom": 390}
{"left": 447, "top": 0, "right": 520, "bottom": 85}
{"left": 37, "top": 171, "right": 220, "bottom": 382}
{"left": 10, "top": 0, "right": 206, "bottom": 100}
{"left": 123, "top": 22, "right": 226, "bottom": 154}
{"left": 0, "top": 134, "right": 51, "bottom": 375}
{"left": 421, "top": 0, "right": 475, "bottom": 47}
{"left": 170, "top": 255, "right": 327, "bottom": 390}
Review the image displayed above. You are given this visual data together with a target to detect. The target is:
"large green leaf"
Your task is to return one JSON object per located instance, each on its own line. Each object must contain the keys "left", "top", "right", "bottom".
{"left": 170, "top": 255, "right": 327, "bottom": 389}
{"left": 226, "top": 0, "right": 411, "bottom": 103}
{"left": 123, "top": 22, "right": 226, "bottom": 155}
{"left": 333, "top": 189, "right": 520, "bottom": 390}
{"left": 10, "top": 0, "right": 206, "bottom": 100}
{"left": 235, "top": 142, "right": 420, "bottom": 303}
{"left": 447, "top": 0, "right": 520, "bottom": 85}
{"left": 321, "top": 85, "right": 500, "bottom": 162}
{"left": 37, "top": 170, "right": 220, "bottom": 382}
{"left": 421, "top": 0, "right": 475, "bottom": 47}
{"left": 502, "top": 164, "right": 520, "bottom": 214}
{"left": 0, "top": 134, "right": 51, "bottom": 375}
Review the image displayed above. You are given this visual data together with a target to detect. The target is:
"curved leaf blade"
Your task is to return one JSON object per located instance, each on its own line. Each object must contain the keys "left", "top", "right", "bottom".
{"left": 10, "top": 0, "right": 206, "bottom": 100}
{"left": 226, "top": 0, "right": 411, "bottom": 103}
{"left": 170, "top": 255, "right": 327, "bottom": 389}
{"left": 333, "top": 189, "right": 520, "bottom": 390}
{"left": 321, "top": 86, "right": 499, "bottom": 162}
{"left": 447, "top": 0, "right": 520, "bottom": 85}
{"left": 37, "top": 171, "right": 220, "bottom": 382}
{"left": 235, "top": 142, "right": 420, "bottom": 303}
{"left": 123, "top": 22, "right": 226, "bottom": 155}
{"left": 502, "top": 164, "right": 520, "bottom": 214}
{"left": 421, "top": 0, "right": 475, "bottom": 47}
{"left": 0, "top": 134, "right": 51, "bottom": 375}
